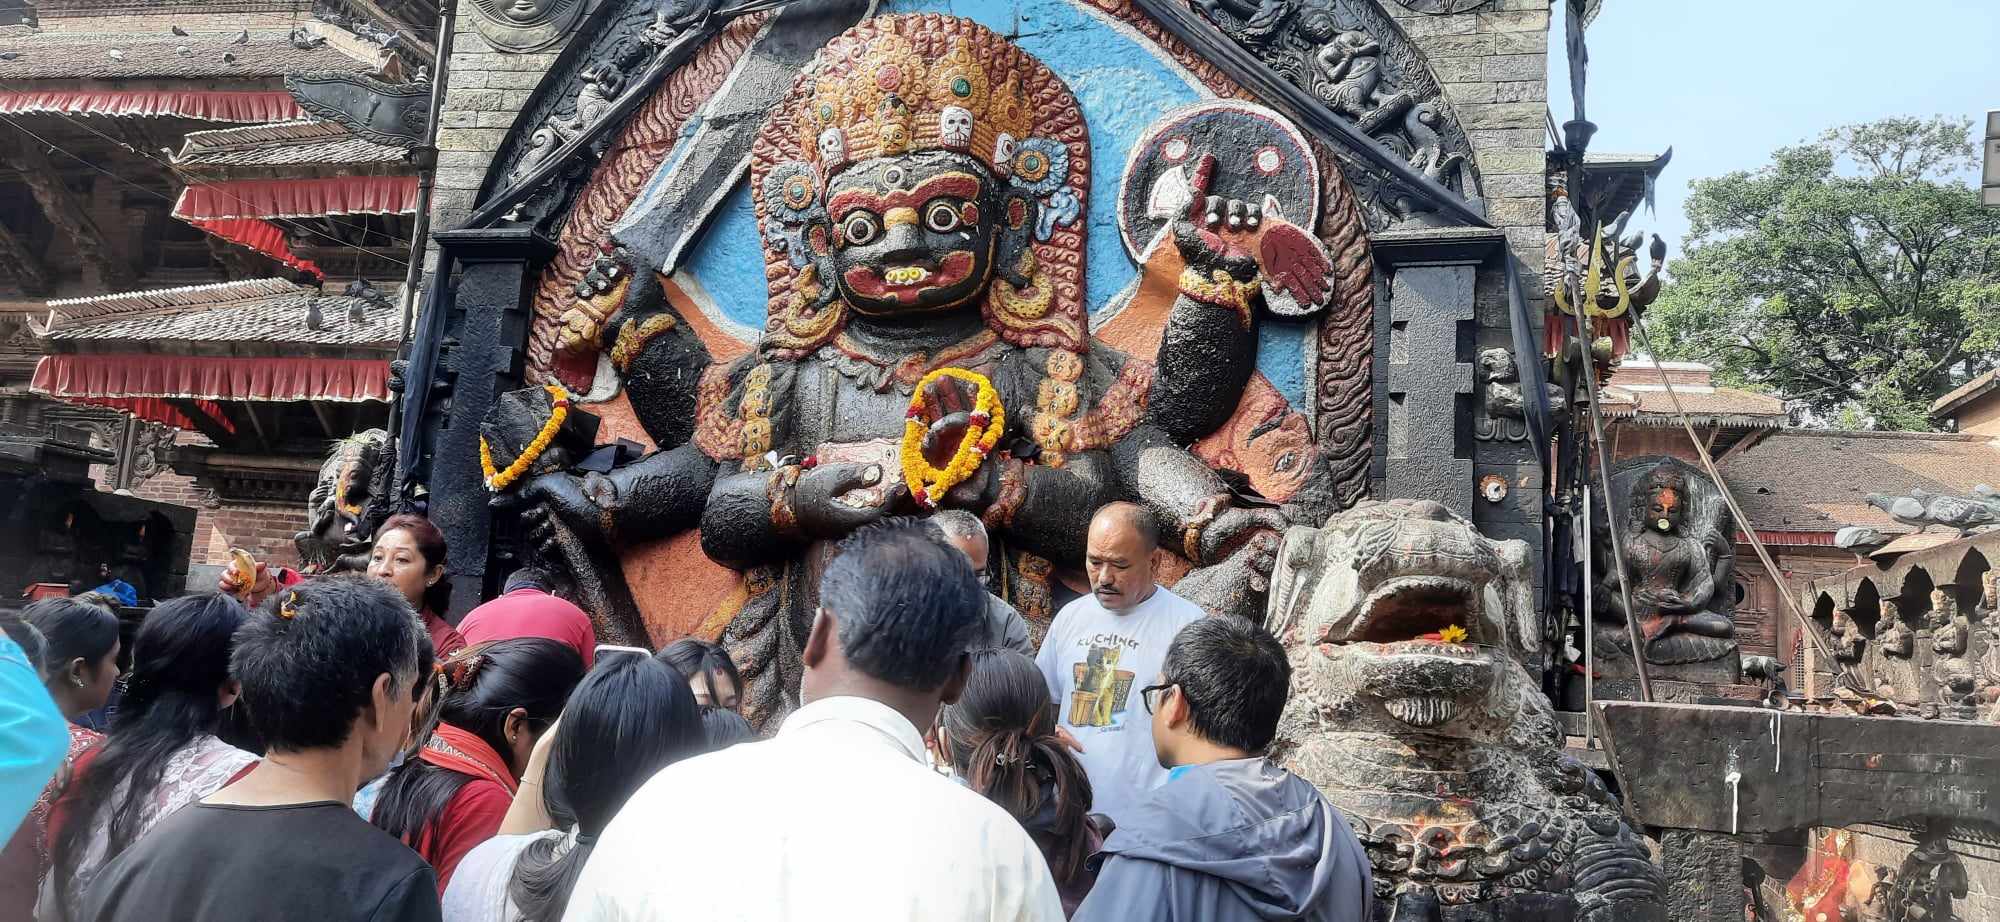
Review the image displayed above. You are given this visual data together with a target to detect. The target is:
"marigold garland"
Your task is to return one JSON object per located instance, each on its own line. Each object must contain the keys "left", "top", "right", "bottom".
{"left": 901, "top": 368, "right": 1004, "bottom": 509}
{"left": 480, "top": 384, "right": 572, "bottom": 492}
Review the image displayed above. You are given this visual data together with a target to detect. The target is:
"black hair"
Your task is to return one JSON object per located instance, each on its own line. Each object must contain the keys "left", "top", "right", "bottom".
{"left": 371, "top": 638, "right": 583, "bottom": 851}
{"left": 1160, "top": 616, "right": 1291, "bottom": 752}
{"left": 504, "top": 567, "right": 550, "bottom": 594}
{"left": 1094, "top": 501, "right": 1160, "bottom": 551}
{"left": 24, "top": 596, "right": 120, "bottom": 680}
{"left": 509, "top": 654, "right": 704, "bottom": 922}
{"left": 940, "top": 648, "right": 1094, "bottom": 888}
{"left": 0, "top": 612, "right": 48, "bottom": 674}
{"left": 656, "top": 638, "right": 743, "bottom": 709}
{"left": 50, "top": 593, "right": 247, "bottom": 914}
{"left": 376, "top": 513, "right": 452, "bottom": 615}
{"left": 231, "top": 574, "right": 432, "bottom": 753}
{"left": 700, "top": 705, "right": 756, "bottom": 750}
{"left": 818, "top": 518, "right": 986, "bottom": 690}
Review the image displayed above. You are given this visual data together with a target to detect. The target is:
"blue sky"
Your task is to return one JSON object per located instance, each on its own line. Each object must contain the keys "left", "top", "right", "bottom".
{"left": 1551, "top": 0, "right": 2000, "bottom": 251}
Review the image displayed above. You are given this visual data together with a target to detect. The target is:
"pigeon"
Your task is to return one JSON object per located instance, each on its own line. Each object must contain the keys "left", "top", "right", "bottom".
{"left": 231, "top": 29, "right": 249, "bottom": 45}
{"left": 0, "top": 52, "right": 17, "bottom": 61}
{"left": 1866, "top": 489, "right": 1999, "bottom": 536}
{"left": 222, "top": 51, "right": 237, "bottom": 63}
{"left": 304, "top": 298, "right": 324, "bottom": 331}
{"left": 176, "top": 45, "right": 192, "bottom": 57}
{"left": 107, "top": 48, "right": 125, "bottom": 61}
{"left": 288, "top": 26, "right": 325, "bottom": 50}
{"left": 171, "top": 25, "right": 188, "bottom": 36}
{"left": 347, "top": 298, "right": 370, "bottom": 325}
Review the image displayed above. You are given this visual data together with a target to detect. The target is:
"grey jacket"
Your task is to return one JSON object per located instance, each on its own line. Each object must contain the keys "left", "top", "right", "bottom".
{"left": 980, "top": 594, "right": 1035, "bottom": 656}
{"left": 1073, "top": 757, "right": 1371, "bottom": 922}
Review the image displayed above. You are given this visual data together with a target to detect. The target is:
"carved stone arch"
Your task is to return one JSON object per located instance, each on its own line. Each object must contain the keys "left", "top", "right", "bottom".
{"left": 1850, "top": 578, "right": 1882, "bottom": 640}
{"left": 1899, "top": 564, "right": 1938, "bottom": 625}
{"left": 1951, "top": 548, "right": 1990, "bottom": 616}
{"left": 1165, "top": 0, "right": 1484, "bottom": 227}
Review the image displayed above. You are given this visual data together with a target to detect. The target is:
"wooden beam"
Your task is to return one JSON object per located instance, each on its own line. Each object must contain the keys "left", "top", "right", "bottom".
{"left": 165, "top": 398, "right": 237, "bottom": 448}
{"left": 2, "top": 126, "right": 136, "bottom": 291}
{"left": 0, "top": 217, "right": 50, "bottom": 294}
{"left": 236, "top": 402, "right": 272, "bottom": 453}
{"left": 342, "top": 0, "right": 437, "bottom": 63}
{"left": 310, "top": 400, "right": 340, "bottom": 439}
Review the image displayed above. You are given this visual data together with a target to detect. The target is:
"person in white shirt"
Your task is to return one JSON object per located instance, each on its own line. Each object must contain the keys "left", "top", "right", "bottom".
{"left": 561, "top": 518, "right": 1065, "bottom": 922}
{"left": 1034, "top": 502, "right": 1205, "bottom": 827}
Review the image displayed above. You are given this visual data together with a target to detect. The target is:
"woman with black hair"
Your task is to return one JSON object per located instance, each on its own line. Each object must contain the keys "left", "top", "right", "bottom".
{"left": 372, "top": 638, "right": 583, "bottom": 894}
{"left": 41, "top": 592, "right": 255, "bottom": 921}
{"left": 24, "top": 598, "right": 120, "bottom": 729}
{"left": 936, "top": 648, "right": 1103, "bottom": 917}
{"left": 655, "top": 638, "right": 742, "bottom": 713}
{"left": 440, "top": 652, "right": 704, "bottom": 922}
{"left": 370, "top": 514, "right": 467, "bottom": 657}
{"left": 699, "top": 706, "right": 755, "bottom": 750}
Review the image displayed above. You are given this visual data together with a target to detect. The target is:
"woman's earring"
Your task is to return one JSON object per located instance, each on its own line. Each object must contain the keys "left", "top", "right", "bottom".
{"left": 73, "top": 676, "right": 86, "bottom": 688}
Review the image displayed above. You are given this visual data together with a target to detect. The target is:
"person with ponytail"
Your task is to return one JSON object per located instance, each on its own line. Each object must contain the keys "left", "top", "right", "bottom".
{"left": 370, "top": 515, "right": 466, "bottom": 657}
{"left": 937, "top": 648, "right": 1103, "bottom": 917}
{"left": 42, "top": 593, "right": 255, "bottom": 920}
{"left": 441, "top": 652, "right": 705, "bottom": 922}
{"left": 372, "top": 638, "right": 582, "bottom": 893}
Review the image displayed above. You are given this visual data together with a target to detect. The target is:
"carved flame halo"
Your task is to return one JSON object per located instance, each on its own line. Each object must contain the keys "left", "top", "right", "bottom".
{"left": 746, "top": 14, "right": 1091, "bottom": 361}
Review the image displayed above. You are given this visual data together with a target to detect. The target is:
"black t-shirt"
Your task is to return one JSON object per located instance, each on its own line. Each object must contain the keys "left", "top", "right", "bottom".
{"left": 79, "top": 801, "right": 440, "bottom": 922}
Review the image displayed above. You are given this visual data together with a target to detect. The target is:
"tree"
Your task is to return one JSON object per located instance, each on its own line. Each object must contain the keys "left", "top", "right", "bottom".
{"left": 1645, "top": 116, "right": 2000, "bottom": 429}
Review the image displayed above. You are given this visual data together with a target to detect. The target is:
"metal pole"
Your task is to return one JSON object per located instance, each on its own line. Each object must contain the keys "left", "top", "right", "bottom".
{"left": 1572, "top": 323, "right": 1652, "bottom": 702}
{"left": 385, "top": 0, "right": 457, "bottom": 445}
{"left": 1582, "top": 483, "right": 1595, "bottom": 748}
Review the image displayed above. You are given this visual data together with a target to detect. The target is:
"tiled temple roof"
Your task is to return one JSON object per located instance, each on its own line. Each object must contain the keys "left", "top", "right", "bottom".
{"left": 0, "top": 26, "right": 373, "bottom": 80}
{"left": 1717, "top": 429, "right": 2000, "bottom": 534}
{"left": 172, "top": 120, "right": 409, "bottom": 171}
{"left": 41, "top": 278, "right": 395, "bottom": 348}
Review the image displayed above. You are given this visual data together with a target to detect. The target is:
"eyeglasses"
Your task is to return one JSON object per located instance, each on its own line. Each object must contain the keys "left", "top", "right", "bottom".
{"left": 1139, "top": 681, "right": 1178, "bottom": 715}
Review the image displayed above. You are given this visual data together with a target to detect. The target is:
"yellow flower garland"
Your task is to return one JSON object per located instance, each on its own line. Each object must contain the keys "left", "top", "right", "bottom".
{"left": 900, "top": 367, "right": 1005, "bottom": 509}
{"left": 480, "top": 384, "right": 572, "bottom": 492}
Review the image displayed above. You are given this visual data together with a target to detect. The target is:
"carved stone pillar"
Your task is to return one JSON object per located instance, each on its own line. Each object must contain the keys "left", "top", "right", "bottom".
{"left": 1662, "top": 829, "right": 1745, "bottom": 922}
{"left": 424, "top": 227, "right": 555, "bottom": 619}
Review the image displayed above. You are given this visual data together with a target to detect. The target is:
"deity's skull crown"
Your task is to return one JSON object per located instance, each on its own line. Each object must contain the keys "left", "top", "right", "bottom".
{"left": 800, "top": 26, "right": 1035, "bottom": 180}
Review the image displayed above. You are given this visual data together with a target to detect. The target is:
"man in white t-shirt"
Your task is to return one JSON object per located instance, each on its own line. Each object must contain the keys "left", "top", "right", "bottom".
{"left": 1035, "top": 502, "right": 1205, "bottom": 826}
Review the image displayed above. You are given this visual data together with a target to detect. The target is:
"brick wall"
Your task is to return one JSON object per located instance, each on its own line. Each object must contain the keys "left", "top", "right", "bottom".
{"left": 124, "top": 470, "right": 306, "bottom": 571}
{"left": 424, "top": 0, "right": 568, "bottom": 270}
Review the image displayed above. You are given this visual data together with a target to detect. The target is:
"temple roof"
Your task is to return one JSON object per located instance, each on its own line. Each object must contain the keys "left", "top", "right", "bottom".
{"left": 0, "top": 25, "right": 377, "bottom": 81}
{"left": 1601, "top": 359, "right": 1788, "bottom": 428}
{"left": 1717, "top": 429, "right": 2000, "bottom": 534}
{"left": 39, "top": 278, "right": 395, "bottom": 348}
{"left": 171, "top": 120, "right": 409, "bottom": 173}
{"left": 1931, "top": 368, "right": 1999, "bottom": 418}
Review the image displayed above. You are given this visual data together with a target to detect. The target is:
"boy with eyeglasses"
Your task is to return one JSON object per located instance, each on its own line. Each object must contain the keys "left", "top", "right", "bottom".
{"left": 1074, "top": 616, "right": 1371, "bottom": 922}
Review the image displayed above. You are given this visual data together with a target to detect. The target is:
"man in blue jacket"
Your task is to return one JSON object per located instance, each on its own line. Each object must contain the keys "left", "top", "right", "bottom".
{"left": 1074, "top": 616, "right": 1371, "bottom": 922}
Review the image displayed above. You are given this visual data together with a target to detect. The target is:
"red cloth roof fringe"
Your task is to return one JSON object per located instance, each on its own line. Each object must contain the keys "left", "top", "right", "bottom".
{"left": 0, "top": 90, "right": 303, "bottom": 122}
{"left": 30, "top": 355, "right": 392, "bottom": 427}
{"left": 171, "top": 175, "right": 421, "bottom": 221}
{"left": 186, "top": 217, "right": 324, "bottom": 278}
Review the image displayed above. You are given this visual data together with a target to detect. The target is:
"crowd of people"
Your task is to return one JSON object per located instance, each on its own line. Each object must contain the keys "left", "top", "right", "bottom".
{"left": 0, "top": 502, "right": 1369, "bottom": 921}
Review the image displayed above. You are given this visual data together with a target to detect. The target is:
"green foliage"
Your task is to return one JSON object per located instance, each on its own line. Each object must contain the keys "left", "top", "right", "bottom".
{"left": 1646, "top": 116, "right": 2000, "bottom": 429}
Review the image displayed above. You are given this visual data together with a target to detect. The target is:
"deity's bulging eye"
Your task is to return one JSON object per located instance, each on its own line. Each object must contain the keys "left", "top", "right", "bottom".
{"left": 840, "top": 212, "right": 882, "bottom": 247}
{"left": 925, "top": 200, "right": 964, "bottom": 234}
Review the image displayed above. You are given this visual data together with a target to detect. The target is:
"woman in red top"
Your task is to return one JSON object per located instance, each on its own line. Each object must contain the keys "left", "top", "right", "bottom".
{"left": 0, "top": 600, "right": 116, "bottom": 920}
{"left": 370, "top": 514, "right": 466, "bottom": 657}
{"left": 370, "top": 638, "right": 582, "bottom": 893}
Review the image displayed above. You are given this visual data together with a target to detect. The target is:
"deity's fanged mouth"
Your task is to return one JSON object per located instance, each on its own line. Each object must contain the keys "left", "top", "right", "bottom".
{"left": 844, "top": 251, "right": 977, "bottom": 303}
{"left": 1338, "top": 576, "right": 1485, "bottom": 647}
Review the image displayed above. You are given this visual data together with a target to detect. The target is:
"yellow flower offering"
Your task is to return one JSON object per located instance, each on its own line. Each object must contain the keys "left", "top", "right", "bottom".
{"left": 900, "top": 368, "right": 1005, "bottom": 509}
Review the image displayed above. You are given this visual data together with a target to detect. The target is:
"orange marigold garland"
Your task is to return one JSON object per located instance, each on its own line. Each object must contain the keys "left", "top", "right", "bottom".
{"left": 480, "top": 384, "right": 572, "bottom": 492}
{"left": 901, "top": 368, "right": 1005, "bottom": 509}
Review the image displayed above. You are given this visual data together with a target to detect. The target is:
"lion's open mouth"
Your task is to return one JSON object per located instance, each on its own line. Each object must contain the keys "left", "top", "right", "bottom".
{"left": 1339, "top": 576, "right": 1487, "bottom": 647}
